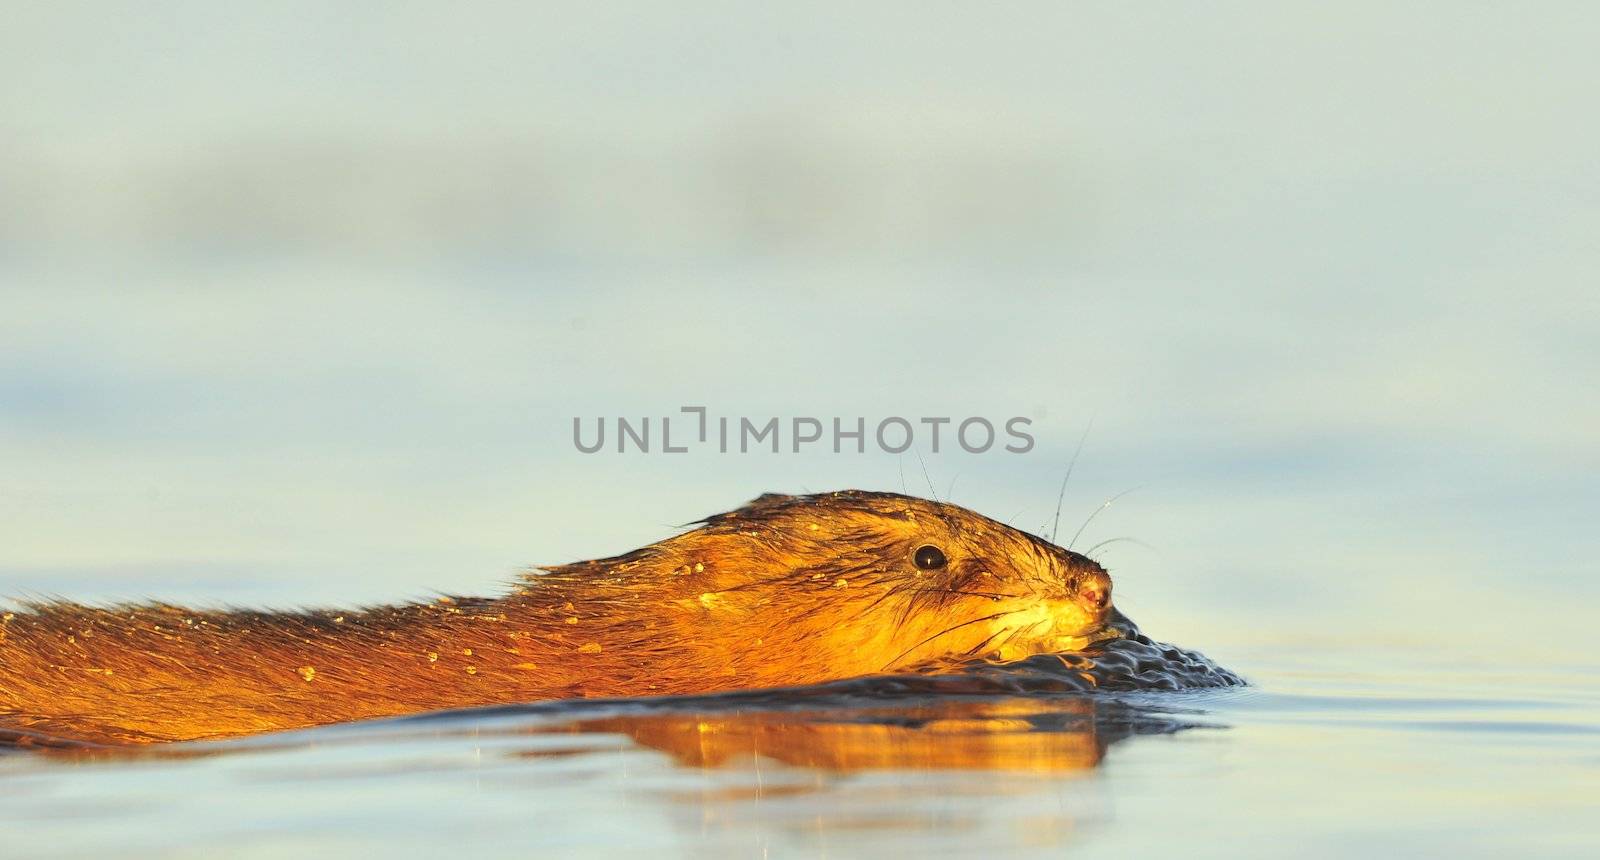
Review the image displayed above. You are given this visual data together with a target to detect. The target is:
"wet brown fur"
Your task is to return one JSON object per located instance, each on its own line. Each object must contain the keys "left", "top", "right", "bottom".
{"left": 0, "top": 491, "right": 1113, "bottom": 745}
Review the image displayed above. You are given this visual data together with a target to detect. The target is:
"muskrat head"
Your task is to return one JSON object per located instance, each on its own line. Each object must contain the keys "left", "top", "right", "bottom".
{"left": 657, "top": 490, "right": 1117, "bottom": 676}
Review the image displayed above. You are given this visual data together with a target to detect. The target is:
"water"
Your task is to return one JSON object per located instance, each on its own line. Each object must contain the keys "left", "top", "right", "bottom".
{"left": 3, "top": 625, "right": 1595, "bottom": 858}
{"left": 5, "top": 3, "right": 1599, "bottom": 856}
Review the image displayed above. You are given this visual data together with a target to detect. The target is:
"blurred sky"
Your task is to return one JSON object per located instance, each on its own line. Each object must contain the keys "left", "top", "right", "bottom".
{"left": 2, "top": 3, "right": 1597, "bottom": 666}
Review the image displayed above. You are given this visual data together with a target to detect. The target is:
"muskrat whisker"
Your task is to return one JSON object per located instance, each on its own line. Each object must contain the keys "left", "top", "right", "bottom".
{"left": 1049, "top": 420, "right": 1094, "bottom": 544}
{"left": 1067, "top": 485, "right": 1142, "bottom": 551}
{"left": 1083, "top": 536, "right": 1155, "bottom": 560}
{"left": 914, "top": 448, "right": 938, "bottom": 502}
{"left": 880, "top": 610, "right": 1018, "bottom": 671}
{"left": 965, "top": 627, "right": 1011, "bottom": 659}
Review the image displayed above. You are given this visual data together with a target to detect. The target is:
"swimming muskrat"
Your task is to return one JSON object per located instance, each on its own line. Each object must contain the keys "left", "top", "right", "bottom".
{"left": 0, "top": 490, "right": 1120, "bottom": 745}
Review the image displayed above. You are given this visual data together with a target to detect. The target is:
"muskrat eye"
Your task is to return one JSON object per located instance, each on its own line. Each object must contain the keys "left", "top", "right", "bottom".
{"left": 913, "top": 545, "right": 947, "bottom": 570}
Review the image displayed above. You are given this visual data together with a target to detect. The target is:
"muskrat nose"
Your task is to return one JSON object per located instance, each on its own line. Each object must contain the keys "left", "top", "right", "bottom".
{"left": 1076, "top": 569, "right": 1112, "bottom": 612}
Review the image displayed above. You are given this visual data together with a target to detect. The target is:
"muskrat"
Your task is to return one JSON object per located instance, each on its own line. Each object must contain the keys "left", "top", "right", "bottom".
{"left": 0, "top": 490, "right": 1116, "bottom": 745}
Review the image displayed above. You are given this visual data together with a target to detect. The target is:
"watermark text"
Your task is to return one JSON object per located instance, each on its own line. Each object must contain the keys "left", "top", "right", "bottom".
{"left": 573, "top": 407, "right": 1035, "bottom": 454}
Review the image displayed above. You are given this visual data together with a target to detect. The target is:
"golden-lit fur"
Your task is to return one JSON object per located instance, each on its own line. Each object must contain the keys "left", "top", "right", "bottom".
{"left": 0, "top": 491, "right": 1114, "bottom": 745}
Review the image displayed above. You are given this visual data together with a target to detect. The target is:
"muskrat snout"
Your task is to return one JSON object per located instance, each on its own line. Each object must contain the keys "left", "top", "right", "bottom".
{"left": 1075, "top": 568, "right": 1112, "bottom": 613}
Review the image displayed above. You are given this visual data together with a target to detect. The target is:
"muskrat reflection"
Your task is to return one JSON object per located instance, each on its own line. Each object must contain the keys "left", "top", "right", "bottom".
{"left": 514, "top": 697, "right": 1177, "bottom": 773}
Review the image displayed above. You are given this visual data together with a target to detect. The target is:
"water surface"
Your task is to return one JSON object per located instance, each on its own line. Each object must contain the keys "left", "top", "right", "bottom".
{"left": 3, "top": 632, "right": 1594, "bottom": 858}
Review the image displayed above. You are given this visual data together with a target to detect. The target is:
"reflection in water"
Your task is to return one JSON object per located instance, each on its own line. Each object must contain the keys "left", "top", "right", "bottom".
{"left": 527, "top": 698, "right": 1118, "bottom": 773}
{"left": 499, "top": 696, "right": 1210, "bottom": 847}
